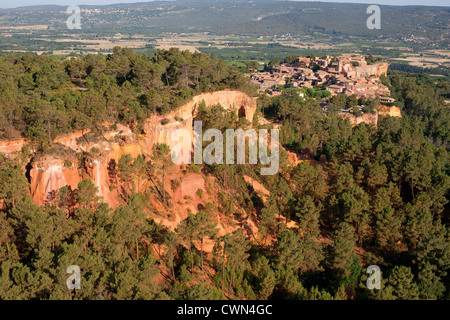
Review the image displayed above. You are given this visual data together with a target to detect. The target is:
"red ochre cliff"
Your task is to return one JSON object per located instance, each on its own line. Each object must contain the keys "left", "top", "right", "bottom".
{"left": 0, "top": 90, "right": 257, "bottom": 209}
{"left": 30, "top": 155, "right": 81, "bottom": 206}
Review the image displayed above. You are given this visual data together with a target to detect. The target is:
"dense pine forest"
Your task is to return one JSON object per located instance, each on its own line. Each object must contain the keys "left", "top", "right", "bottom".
{"left": 0, "top": 49, "right": 449, "bottom": 300}
{"left": 0, "top": 47, "right": 256, "bottom": 143}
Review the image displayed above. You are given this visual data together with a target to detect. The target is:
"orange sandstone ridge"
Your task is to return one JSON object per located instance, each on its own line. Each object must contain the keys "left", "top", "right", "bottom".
{"left": 0, "top": 90, "right": 257, "bottom": 208}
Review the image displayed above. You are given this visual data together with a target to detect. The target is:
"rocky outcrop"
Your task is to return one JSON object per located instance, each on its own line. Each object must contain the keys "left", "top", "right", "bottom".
{"left": 4, "top": 90, "right": 257, "bottom": 208}
{"left": 337, "top": 104, "right": 401, "bottom": 127}
{"left": 338, "top": 111, "right": 378, "bottom": 127}
{"left": 0, "top": 138, "right": 29, "bottom": 158}
{"left": 378, "top": 104, "right": 402, "bottom": 117}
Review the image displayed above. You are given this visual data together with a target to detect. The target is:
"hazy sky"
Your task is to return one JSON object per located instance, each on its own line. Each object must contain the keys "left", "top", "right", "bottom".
{"left": 0, "top": 0, "right": 448, "bottom": 9}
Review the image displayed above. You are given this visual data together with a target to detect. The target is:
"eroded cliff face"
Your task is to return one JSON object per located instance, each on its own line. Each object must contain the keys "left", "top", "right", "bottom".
{"left": 142, "top": 118, "right": 191, "bottom": 159}
{"left": 6, "top": 90, "right": 256, "bottom": 208}
{"left": 141, "top": 90, "right": 256, "bottom": 155}
{"left": 30, "top": 156, "right": 81, "bottom": 206}
{"left": 189, "top": 90, "right": 256, "bottom": 121}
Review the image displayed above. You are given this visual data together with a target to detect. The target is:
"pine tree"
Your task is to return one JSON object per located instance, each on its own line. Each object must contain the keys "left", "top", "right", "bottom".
{"left": 386, "top": 266, "right": 419, "bottom": 300}
{"left": 375, "top": 207, "right": 403, "bottom": 252}
{"left": 0, "top": 166, "right": 29, "bottom": 209}
{"left": 118, "top": 154, "right": 135, "bottom": 201}
{"left": 149, "top": 143, "right": 172, "bottom": 205}
{"left": 192, "top": 211, "right": 219, "bottom": 271}
{"left": 258, "top": 194, "right": 279, "bottom": 245}
{"left": 57, "top": 186, "right": 75, "bottom": 218}
{"left": 164, "top": 231, "right": 179, "bottom": 281}
{"left": 275, "top": 230, "right": 304, "bottom": 273}
{"left": 273, "top": 265, "right": 307, "bottom": 299}
{"left": 299, "top": 235, "right": 324, "bottom": 273}
{"left": 176, "top": 213, "right": 197, "bottom": 271}
{"left": 295, "top": 195, "right": 321, "bottom": 237}
{"left": 417, "top": 261, "right": 446, "bottom": 300}
{"left": 251, "top": 256, "right": 276, "bottom": 299}
{"left": 133, "top": 154, "right": 146, "bottom": 193}
{"left": 222, "top": 229, "right": 250, "bottom": 292}
{"left": 404, "top": 208, "right": 434, "bottom": 250}
{"left": 329, "top": 222, "right": 356, "bottom": 276}
{"left": 74, "top": 179, "right": 100, "bottom": 210}
{"left": 0, "top": 212, "right": 18, "bottom": 262}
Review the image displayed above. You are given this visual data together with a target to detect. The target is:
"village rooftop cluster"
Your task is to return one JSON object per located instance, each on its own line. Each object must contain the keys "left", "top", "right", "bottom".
{"left": 250, "top": 54, "right": 395, "bottom": 105}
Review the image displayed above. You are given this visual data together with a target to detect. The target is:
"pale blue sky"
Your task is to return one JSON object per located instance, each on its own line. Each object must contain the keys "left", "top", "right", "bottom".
{"left": 0, "top": 0, "right": 448, "bottom": 9}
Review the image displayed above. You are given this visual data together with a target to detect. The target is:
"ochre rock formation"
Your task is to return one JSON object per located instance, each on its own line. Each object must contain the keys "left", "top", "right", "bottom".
{"left": 338, "top": 111, "right": 378, "bottom": 127}
{"left": 189, "top": 90, "right": 256, "bottom": 121}
{"left": 337, "top": 104, "right": 401, "bottom": 127}
{"left": 378, "top": 104, "right": 402, "bottom": 117}
{"left": 29, "top": 156, "right": 81, "bottom": 206}
{"left": 1, "top": 90, "right": 257, "bottom": 208}
{"left": 141, "top": 90, "right": 256, "bottom": 155}
{"left": 0, "top": 138, "right": 29, "bottom": 158}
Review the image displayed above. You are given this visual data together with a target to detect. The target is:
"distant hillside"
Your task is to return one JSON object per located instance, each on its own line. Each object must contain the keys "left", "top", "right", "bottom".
{"left": 0, "top": 0, "right": 448, "bottom": 45}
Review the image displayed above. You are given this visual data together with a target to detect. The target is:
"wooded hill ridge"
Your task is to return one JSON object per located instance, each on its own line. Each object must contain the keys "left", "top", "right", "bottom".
{"left": 0, "top": 47, "right": 449, "bottom": 299}
{"left": 0, "top": 1, "right": 448, "bottom": 44}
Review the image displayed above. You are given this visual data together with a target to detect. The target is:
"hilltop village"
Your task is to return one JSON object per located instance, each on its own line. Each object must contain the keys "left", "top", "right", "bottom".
{"left": 250, "top": 54, "right": 399, "bottom": 125}
{"left": 251, "top": 54, "right": 393, "bottom": 101}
